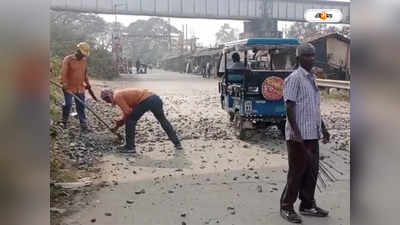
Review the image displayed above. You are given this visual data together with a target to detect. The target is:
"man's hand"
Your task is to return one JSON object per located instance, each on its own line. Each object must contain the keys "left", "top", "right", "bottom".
{"left": 292, "top": 130, "right": 304, "bottom": 144}
{"left": 111, "top": 126, "right": 119, "bottom": 133}
{"left": 113, "top": 117, "right": 125, "bottom": 130}
{"left": 322, "top": 130, "right": 330, "bottom": 144}
{"left": 321, "top": 120, "right": 330, "bottom": 144}
{"left": 61, "top": 84, "right": 67, "bottom": 92}
{"left": 87, "top": 86, "right": 98, "bottom": 102}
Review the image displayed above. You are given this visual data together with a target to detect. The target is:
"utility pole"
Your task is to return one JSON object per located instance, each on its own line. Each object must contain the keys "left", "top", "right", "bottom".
{"left": 181, "top": 25, "right": 185, "bottom": 54}
{"left": 185, "top": 24, "right": 188, "bottom": 43}
{"left": 112, "top": 2, "right": 126, "bottom": 73}
{"left": 168, "top": 18, "right": 172, "bottom": 51}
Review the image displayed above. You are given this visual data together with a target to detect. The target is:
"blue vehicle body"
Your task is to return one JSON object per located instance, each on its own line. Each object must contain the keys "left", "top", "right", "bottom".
{"left": 217, "top": 38, "right": 300, "bottom": 139}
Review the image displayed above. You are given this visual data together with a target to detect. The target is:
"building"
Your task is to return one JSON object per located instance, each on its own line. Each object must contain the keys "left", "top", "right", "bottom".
{"left": 307, "top": 33, "right": 351, "bottom": 80}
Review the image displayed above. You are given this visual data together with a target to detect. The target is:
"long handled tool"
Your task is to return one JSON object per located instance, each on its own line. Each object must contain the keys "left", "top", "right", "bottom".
{"left": 50, "top": 80, "right": 123, "bottom": 140}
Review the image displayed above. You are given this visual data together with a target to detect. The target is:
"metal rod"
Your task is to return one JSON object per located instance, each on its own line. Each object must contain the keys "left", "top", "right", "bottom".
{"left": 319, "top": 163, "right": 336, "bottom": 182}
{"left": 316, "top": 181, "right": 322, "bottom": 193}
{"left": 50, "top": 80, "right": 122, "bottom": 140}
{"left": 318, "top": 172, "right": 327, "bottom": 189}
{"left": 320, "top": 162, "right": 337, "bottom": 181}
{"left": 320, "top": 162, "right": 339, "bottom": 182}
{"left": 321, "top": 160, "right": 344, "bottom": 176}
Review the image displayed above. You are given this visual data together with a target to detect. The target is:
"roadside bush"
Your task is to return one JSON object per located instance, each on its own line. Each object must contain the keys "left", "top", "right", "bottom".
{"left": 87, "top": 48, "right": 119, "bottom": 80}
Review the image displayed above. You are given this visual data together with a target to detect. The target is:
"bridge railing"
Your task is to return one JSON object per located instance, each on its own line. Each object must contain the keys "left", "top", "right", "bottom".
{"left": 316, "top": 78, "right": 350, "bottom": 90}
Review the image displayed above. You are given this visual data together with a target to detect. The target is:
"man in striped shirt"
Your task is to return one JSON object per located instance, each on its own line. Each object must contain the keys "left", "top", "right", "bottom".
{"left": 280, "top": 43, "right": 331, "bottom": 223}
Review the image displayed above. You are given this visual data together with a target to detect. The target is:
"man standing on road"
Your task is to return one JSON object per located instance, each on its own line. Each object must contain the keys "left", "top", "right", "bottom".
{"left": 136, "top": 59, "right": 141, "bottom": 74}
{"left": 59, "top": 42, "right": 92, "bottom": 133}
{"left": 280, "top": 43, "right": 331, "bottom": 223}
{"left": 100, "top": 88, "right": 183, "bottom": 153}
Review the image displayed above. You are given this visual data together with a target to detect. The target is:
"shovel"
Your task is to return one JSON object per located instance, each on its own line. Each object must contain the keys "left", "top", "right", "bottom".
{"left": 50, "top": 80, "right": 123, "bottom": 142}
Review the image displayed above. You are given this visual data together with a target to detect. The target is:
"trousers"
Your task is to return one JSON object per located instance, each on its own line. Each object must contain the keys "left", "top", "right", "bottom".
{"left": 62, "top": 90, "right": 87, "bottom": 127}
{"left": 280, "top": 140, "right": 319, "bottom": 210}
{"left": 125, "top": 95, "right": 180, "bottom": 148}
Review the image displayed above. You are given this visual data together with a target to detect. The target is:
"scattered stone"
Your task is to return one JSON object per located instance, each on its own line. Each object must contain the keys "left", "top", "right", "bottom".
{"left": 135, "top": 189, "right": 146, "bottom": 195}
{"left": 54, "top": 181, "right": 92, "bottom": 189}
{"left": 257, "top": 185, "right": 263, "bottom": 193}
{"left": 50, "top": 207, "right": 66, "bottom": 214}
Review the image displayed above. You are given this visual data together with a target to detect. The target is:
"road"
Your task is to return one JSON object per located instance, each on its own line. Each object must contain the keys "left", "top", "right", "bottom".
{"left": 62, "top": 70, "right": 350, "bottom": 225}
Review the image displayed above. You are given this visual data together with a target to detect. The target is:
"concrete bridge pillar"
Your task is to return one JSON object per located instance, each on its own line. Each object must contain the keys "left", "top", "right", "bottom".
{"left": 242, "top": 19, "right": 282, "bottom": 39}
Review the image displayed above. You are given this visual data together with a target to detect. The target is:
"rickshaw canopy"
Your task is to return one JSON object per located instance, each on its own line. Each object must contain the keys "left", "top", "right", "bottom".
{"left": 223, "top": 38, "right": 300, "bottom": 53}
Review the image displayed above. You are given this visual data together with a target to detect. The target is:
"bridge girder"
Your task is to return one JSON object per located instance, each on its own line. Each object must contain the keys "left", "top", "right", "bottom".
{"left": 50, "top": 0, "right": 350, "bottom": 24}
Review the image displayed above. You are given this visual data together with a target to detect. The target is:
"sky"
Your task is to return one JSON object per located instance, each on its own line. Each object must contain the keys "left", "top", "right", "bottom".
{"left": 100, "top": 14, "right": 292, "bottom": 47}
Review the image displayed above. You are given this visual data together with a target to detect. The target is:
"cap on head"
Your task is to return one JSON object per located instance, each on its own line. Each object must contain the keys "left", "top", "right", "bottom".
{"left": 296, "top": 43, "right": 315, "bottom": 57}
{"left": 77, "top": 42, "right": 90, "bottom": 56}
{"left": 100, "top": 89, "right": 113, "bottom": 101}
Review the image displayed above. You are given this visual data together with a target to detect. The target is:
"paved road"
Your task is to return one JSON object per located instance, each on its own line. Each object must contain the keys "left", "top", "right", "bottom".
{"left": 64, "top": 70, "right": 350, "bottom": 225}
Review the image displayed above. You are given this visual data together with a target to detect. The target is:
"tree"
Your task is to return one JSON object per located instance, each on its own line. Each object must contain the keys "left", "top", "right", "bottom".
{"left": 215, "top": 23, "right": 238, "bottom": 44}
{"left": 50, "top": 11, "right": 118, "bottom": 79}
{"left": 123, "top": 18, "right": 181, "bottom": 64}
{"left": 286, "top": 22, "right": 343, "bottom": 41}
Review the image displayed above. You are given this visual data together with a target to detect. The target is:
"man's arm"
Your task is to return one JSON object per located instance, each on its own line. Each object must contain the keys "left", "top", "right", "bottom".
{"left": 286, "top": 100, "right": 303, "bottom": 143}
{"left": 84, "top": 67, "right": 91, "bottom": 88}
{"left": 84, "top": 68, "right": 98, "bottom": 101}
{"left": 60, "top": 57, "right": 69, "bottom": 89}
{"left": 321, "top": 119, "right": 330, "bottom": 144}
{"left": 112, "top": 95, "right": 132, "bottom": 131}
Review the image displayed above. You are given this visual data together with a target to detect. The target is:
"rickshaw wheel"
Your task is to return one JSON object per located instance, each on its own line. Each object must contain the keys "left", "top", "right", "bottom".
{"left": 234, "top": 112, "right": 246, "bottom": 140}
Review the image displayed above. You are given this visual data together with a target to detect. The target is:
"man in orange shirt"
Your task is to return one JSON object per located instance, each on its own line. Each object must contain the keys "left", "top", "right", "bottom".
{"left": 100, "top": 88, "right": 182, "bottom": 153}
{"left": 59, "top": 42, "right": 92, "bottom": 132}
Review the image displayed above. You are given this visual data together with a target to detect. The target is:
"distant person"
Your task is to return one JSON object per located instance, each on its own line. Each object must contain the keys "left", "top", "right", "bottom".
{"left": 185, "top": 62, "right": 190, "bottom": 73}
{"left": 206, "top": 62, "right": 211, "bottom": 78}
{"left": 201, "top": 61, "right": 206, "bottom": 77}
{"left": 100, "top": 88, "right": 183, "bottom": 153}
{"left": 280, "top": 43, "right": 330, "bottom": 223}
{"left": 228, "top": 52, "right": 246, "bottom": 69}
{"left": 59, "top": 42, "right": 92, "bottom": 133}
{"left": 135, "top": 59, "right": 140, "bottom": 73}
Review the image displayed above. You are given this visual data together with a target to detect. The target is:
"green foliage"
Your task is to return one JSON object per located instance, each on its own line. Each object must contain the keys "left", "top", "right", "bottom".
{"left": 49, "top": 56, "right": 63, "bottom": 121}
{"left": 215, "top": 23, "right": 238, "bottom": 44}
{"left": 87, "top": 48, "right": 118, "bottom": 80}
{"left": 50, "top": 11, "right": 117, "bottom": 79}
{"left": 286, "top": 23, "right": 350, "bottom": 41}
{"left": 124, "top": 17, "right": 181, "bottom": 64}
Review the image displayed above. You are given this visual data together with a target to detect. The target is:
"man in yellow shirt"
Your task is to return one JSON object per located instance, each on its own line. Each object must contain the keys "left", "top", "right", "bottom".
{"left": 101, "top": 88, "right": 182, "bottom": 153}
